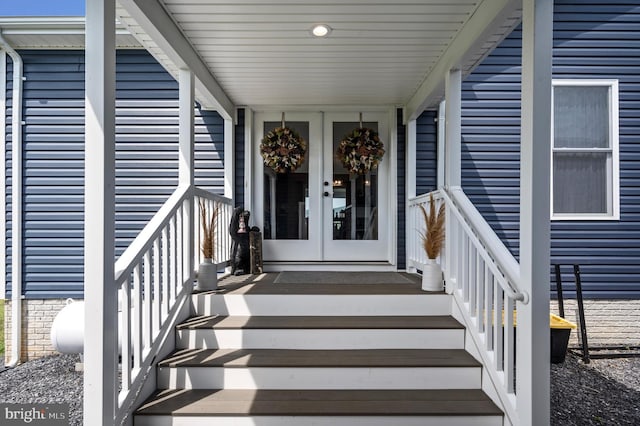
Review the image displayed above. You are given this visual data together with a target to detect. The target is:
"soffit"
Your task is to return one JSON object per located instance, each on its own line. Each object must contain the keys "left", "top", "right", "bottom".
{"left": 117, "top": 0, "right": 521, "bottom": 111}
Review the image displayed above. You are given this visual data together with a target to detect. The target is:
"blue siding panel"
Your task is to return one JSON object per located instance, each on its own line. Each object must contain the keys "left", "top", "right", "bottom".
{"left": 455, "top": 0, "right": 640, "bottom": 298}
{"left": 5, "top": 50, "right": 225, "bottom": 299}
{"left": 397, "top": 109, "right": 406, "bottom": 270}
{"left": 415, "top": 110, "right": 438, "bottom": 195}
{"left": 235, "top": 108, "right": 245, "bottom": 208}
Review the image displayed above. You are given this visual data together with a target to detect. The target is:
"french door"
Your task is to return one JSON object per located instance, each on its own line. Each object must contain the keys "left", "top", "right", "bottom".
{"left": 254, "top": 111, "right": 391, "bottom": 264}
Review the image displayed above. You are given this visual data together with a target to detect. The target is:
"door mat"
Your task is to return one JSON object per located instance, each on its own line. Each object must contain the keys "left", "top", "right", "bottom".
{"left": 274, "top": 271, "right": 413, "bottom": 285}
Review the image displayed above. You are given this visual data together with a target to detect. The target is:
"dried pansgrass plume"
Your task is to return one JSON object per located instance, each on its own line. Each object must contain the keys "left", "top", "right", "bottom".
{"left": 419, "top": 193, "right": 445, "bottom": 259}
{"left": 199, "top": 200, "right": 219, "bottom": 260}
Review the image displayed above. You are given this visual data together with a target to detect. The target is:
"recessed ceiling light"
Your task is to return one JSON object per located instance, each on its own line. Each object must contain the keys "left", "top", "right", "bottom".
{"left": 311, "top": 24, "right": 332, "bottom": 37}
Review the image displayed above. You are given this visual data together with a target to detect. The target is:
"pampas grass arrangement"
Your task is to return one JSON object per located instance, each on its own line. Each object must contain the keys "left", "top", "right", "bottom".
{"left": 199, "top": 200, "right": 219, "bottom": 260}
{"left": 419, "top": 193, "right": 445, "bottom": 260}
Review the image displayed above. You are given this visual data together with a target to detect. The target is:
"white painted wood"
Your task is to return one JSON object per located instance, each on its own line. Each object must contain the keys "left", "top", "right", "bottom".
{"left": 178, "top": 70, "right": 195, "bottom": 290}
{"left": 135, "top": 415, "right": 503, "bottom": 426}
{"left": 158, "top": 366, "right": 481, "bottom": 390}
{"left": 176, "top": 328, "right": 465, "bottom": 350}
{"left": 194, "top": 294, "right": 453, "bottom": 317}
{"left": 437, "top": 100, "right": 446, "bottom": 188}
{"left": 178, "top": 69, "right": 194, "bottom": 187}
{"left": 224, "top": 117, "right": 234, "bottom": 200}
{"left": 444, "top": 70, "right": 462, "bottom": 188}
{"left": 117, "top": 0, "right": 234, "bottom": 119}
{"left": 83, "top": 0, "right": 117, "bottom": 424}
{"left": 518, "top": 1, "right": 553, "bottom": 425}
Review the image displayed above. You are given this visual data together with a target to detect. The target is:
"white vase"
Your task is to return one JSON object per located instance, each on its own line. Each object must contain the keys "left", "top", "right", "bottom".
{"left": 422, "top": 259, "right": 443, "bottom": 292}
{"left": 196, "top": 258, "right": 218, "bottom": 291}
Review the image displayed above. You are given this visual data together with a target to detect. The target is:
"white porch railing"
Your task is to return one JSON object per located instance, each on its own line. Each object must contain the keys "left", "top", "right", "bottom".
{"left": 112, "top": 184, "right": 233, "bottom": 425}
{"left": 408, "top": 187, "right": 528, "bottom": 425}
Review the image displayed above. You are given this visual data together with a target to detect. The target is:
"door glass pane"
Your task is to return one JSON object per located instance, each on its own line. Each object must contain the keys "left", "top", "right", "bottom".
{"left": 332, "top": 122, "right": 378, "bottom": 240}
{"left": 553, "top": 152, "right": 608, "bottom": 214}
{"left": 263, "top": 121, "right": 310, "bottom": 240}
{"left": 554, "top": 86, "right": 609, "bottom": 148}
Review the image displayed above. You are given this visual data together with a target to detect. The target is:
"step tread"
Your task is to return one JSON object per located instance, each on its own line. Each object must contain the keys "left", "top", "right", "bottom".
{"left": 136, "top": 389, "right": 503, "bottom": 416}
{"left": 177, "top": 315, "right": 464, "bottom": 330}
{"left": 159, "top": 349, "right": 481, "bottom": 368}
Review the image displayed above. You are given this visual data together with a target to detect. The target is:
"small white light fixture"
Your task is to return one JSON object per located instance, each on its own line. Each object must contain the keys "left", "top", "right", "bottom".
{"left": 311, "top": 24, "right": 332, "bottom": 37}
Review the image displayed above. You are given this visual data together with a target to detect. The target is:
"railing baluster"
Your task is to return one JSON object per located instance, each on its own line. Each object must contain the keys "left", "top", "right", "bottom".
{"left": 152, "top": 237, "right": 161, "bottom": 338}
{"left": 120, "top": 279, "right": 131, "bottom": 399}
{"left": 170, "top": 216, "right": 177, "bottom": 305}
{"left": 494, "top": 286, "right": 504, "bottom": 372}
{"left": 504, "top": 296, "right": 516, "bottom": 393}
{"left": 469, "top": 247, "right": 477, "bottom": 313}
{"left": 133, "top": 263, "right": 142, "bottom": 371}
{"left": 485, "top": 271, "right": 494, "bottom": 352}
{"left": 475, "top": 256, "right": 485, "bottom": 333}
{"left": 143, "top": 250, "right": 152, "bottom": 350}
{"left": 161, "top": 226, "right": 169, "bottom": 320}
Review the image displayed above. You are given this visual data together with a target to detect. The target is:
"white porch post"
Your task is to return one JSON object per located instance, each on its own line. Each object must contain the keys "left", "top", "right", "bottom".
{"left": 83, "top": 0, "right": 117, "bottom": 424}
{"left": 437, "top": 100, "right": 446, "bottom": 188}
{"left": 224, "top": 117, "right": 235, "bottom": 202}
{"left": 405, "top": 119, "right": 417, "bottom": 273}
{"left": 178, "top": 69, "right": 195, "bottom": 284}
{"left": 444, "top": 69, "right": 462, "bottom": 188}
{"left": 518, "top": 0, "right": 553, "bottom": 425}
{"left": 444, "top": 69, "right": 461, "bottom": 293}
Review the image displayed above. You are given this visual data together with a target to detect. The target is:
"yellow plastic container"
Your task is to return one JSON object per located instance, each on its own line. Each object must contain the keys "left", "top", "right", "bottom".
{"left": 549, "top": 314, "right": 576, "bottom": 363}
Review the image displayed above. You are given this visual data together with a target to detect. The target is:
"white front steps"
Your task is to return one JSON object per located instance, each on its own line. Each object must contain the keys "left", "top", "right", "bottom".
{"left": 134, "top": 273, "right": 503, "bottom": 426}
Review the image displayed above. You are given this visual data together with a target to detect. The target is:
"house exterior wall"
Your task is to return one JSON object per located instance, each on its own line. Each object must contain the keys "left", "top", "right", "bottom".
{"left": 4, "top": 49, "right": 226, "bottom": 301}
{"left": 417, "top": 0, "right": 640, "bottom": 299}
{"left": 415, "top": 0, "right": 640, "bottom": 345}
{"left": 2, "top": 50, "right": 226, "bottom": 361}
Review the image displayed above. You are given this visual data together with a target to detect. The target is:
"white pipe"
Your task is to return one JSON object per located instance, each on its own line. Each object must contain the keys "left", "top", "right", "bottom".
{"left": 0, "top": 33, "right": 24, "bottom": 368}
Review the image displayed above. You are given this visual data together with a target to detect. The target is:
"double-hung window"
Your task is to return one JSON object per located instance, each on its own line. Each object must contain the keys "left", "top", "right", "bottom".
{"left": 551, "top": 80, "right": 620, "bottom": 220}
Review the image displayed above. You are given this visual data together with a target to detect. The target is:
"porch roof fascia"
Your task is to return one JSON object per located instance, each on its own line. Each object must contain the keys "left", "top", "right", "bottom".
{"left": 117, "top": 0, "right": 235, "bottom": 121}
{"left": 404, "top": 0, "right": 521, "bottom": 122}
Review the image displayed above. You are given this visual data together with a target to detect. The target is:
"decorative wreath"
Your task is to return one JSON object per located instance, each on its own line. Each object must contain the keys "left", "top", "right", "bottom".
{"left": 336, "top": 127, "right": 385, "bottom": 175}
{"left": 260, "top": 127, "right": 307, "bottom": 173}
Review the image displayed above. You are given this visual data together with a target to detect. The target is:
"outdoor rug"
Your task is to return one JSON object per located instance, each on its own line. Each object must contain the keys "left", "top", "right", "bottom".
{"left": 273, "top": 271, "right": 413, "bottom": 285}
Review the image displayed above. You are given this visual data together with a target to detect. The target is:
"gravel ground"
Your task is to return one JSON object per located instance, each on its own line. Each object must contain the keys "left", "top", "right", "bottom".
{"left": 0, "top": 352, "right": 638, "bottom": 425}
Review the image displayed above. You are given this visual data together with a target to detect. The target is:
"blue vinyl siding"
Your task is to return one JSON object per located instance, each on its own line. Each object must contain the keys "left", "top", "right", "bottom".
{"left": 396, "top": 109, "right": 406, "bottom": 269}
{"left": 5, "top": 50, "right": 225, "bottom": 299}
{"left": 415, "top": 110, "right": 438, "bottom": 196}
{"left": 234, "top": 108, "right": 245, "bottom": 208}
{"left": 456, "top": 0, "right": 640, "bottom": 298}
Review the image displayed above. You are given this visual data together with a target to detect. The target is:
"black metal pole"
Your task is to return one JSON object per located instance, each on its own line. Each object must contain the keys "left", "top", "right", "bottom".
{"left": 574, "top": 264, "right": 590, "bottom": 364}
{"left": 554, "top": 264, "right": 565, "bottom": 318}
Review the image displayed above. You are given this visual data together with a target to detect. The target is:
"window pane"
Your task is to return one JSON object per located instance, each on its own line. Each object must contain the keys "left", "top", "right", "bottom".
{"left": 263, "top": 121, "right": 310, "bottom": 240}
{"left": 332, "top": 121, "right": 379, "bottom": 241}
{"left": 554, "top": 86, "right": 609, "bottom": 148}
{"left": 553, "top": 152, "right": 608, "bottom": 214}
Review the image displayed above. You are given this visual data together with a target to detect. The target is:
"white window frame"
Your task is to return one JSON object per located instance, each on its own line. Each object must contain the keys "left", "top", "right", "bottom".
{"left": 550, "top": 79, "right": 620, "bottom": 221}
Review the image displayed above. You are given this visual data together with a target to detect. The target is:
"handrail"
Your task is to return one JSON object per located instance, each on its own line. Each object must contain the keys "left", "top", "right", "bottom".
{"left": 111, "top": 185, "right": 234, "bottom": 425}
{"left": 407, "top": 187, "right": 528, "bottom": 425}
{"left": 442, "top": 187, "right": 528, "bottom": 303}
{"left": 114, "top": 184, "right": 191, "bottom": 283}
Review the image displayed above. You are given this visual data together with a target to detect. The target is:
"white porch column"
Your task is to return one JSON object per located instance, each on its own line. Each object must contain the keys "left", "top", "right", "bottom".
{"left": 444, "top": 69, "right": 462, "bottom": 188}
{"left": 444, "top": 69, "right": 461, "bottom": 293}
{"left": 178, "top": 69, "right": 195, "bottom": 284}
{"left": 518, "top": 0, "right": 553, "bottom": 425}
{"left": 84, "top": 0, "right": 117, "bottom": 424}
{"left": 224, "top": 117, "right": 235, "bottom": 202}
{"left": 437, "top": 100, "right": 446, "bottom": 188}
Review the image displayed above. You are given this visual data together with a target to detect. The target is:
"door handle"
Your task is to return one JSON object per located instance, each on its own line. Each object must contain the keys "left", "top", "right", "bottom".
{"left": 324, "top": 191, "right": 331, "bottom": 197}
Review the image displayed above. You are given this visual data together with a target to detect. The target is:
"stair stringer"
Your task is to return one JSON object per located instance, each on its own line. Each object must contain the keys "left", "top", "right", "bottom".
{"left": 450, "top": 293, "right": 516, "bottom": 426}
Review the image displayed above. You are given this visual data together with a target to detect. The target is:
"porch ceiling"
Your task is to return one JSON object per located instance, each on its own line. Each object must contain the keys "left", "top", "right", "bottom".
{"left": 116, "top": 0, "right": 521, "bottom": 116}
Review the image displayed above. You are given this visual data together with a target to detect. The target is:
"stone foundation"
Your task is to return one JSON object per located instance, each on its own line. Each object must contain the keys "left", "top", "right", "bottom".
{"left": 550, "top": 299, "right": 640, "bottom": 348}
{"left": 4, "top": 299, "right": 70, "bottom": 362}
